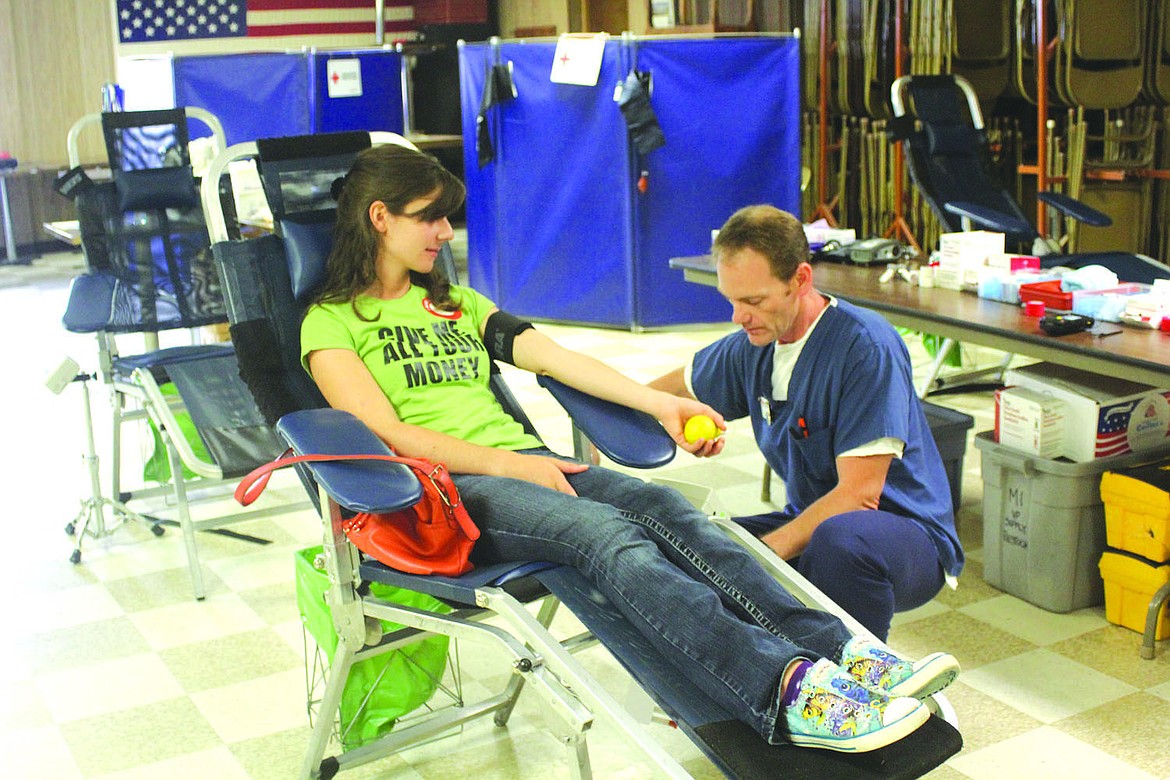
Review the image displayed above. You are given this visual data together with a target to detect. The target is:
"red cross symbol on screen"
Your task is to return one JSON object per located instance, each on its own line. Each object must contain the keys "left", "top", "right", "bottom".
{"left": 331, "top": 71, "right": 340, "bottom": 84}
{"left": 559, "top": 53, "right": 570, "bottom": 65}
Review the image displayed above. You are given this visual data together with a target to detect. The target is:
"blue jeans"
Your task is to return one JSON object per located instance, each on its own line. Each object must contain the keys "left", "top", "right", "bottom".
{"left": 736, "top": 510, "right": 947, "bottom": 641}
{"left": 452, "top": 450, "right": 854, "bottom": 745}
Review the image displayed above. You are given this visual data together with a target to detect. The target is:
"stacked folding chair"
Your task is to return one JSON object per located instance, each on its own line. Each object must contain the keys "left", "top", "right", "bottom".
{"left": 1053, "top": 0, "right": 1146, "bottom": 111}
{"left": 58, "top": 108, "right": 299, "bottom": 599}
{"left": 948, "top": 0, "right": 1012, "bottom": 110}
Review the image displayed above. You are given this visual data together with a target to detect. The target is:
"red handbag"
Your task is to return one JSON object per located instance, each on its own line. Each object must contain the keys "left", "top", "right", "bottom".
{"left": 236, "top": 450, "right": 480, "bottom": 576}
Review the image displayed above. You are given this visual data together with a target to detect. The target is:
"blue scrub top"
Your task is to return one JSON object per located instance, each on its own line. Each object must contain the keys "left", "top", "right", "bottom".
{"left": 691, "top": 298, "right": 963, "bottom": 577}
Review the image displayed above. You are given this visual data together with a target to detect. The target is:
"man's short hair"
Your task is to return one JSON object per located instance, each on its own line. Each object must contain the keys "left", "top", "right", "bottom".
{"left": 712, "top": 205, "right": 808, "bottom": 281}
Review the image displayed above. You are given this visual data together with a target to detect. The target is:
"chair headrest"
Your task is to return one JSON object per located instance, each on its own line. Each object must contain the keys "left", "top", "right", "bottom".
{"left": 282, "top": 216, "right": 335, "bottom": 303}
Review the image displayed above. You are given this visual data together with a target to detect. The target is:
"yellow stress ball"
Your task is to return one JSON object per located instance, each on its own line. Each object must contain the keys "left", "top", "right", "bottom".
{"left": 684, "top": 414, "right": 720, "bottom": 444}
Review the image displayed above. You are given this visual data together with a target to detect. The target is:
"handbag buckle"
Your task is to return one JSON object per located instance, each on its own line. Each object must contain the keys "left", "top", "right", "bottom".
{"left": 425, "top": 463, "right": 461, "bottom": 511}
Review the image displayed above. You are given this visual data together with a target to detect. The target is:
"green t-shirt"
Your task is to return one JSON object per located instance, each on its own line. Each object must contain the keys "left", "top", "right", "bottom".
{"left": 301, "top": 284, "right": 542, "bottom": 451}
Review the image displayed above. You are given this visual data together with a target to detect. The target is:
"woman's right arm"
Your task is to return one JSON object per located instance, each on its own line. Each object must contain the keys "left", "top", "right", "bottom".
{"left": 307, "top": 348, "right": 586, "bottom": 494}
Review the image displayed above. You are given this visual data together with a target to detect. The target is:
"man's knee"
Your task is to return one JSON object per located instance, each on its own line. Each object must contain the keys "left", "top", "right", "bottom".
{"left": 804, "top": 513, "right": 877, "bottom": 570}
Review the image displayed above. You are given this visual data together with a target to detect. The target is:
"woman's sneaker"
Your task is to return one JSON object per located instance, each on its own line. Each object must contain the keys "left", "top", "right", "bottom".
{"left": 839, "top": 635, "right": 960, "bottom": 700}
{"left": 784, "top": 658, "right": 929, "bottom": 753}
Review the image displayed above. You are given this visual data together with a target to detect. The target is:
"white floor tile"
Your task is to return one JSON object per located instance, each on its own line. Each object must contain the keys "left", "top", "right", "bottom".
{"left": 949, "top": 725, "right": 1157, "bottom": 780}
{"left": 35, "top": 653, "right": 184, "bottom": 723}
{"left": 128, "top": 592, "right": 266, "bottom": 650}
{"left": 959, "top": 594, "right": 1109, "bottom": 645}
{"left": 92, "top": 746, "right": 252, "bottom": 780}
{"left": 0, "top": 725, "right": 85, "bottom": 780}
{"left": 190, "top": 668, "right": 312, "bottom": 743}
{"left": 13, "top": 583, "right": 126, "bottom": 635}
{"left": 960, "top": 648, "right": 1137, "bottom": 724}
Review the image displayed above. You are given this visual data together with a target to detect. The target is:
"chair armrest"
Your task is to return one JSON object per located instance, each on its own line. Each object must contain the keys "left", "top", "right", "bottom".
{"left": 943, "top": 201, "right": 1033, "bottom": 236}
{"left": 276, "top": 408, "right": 422, "bottom": 513}
{"left": 62, "top": 272, "right": 116, "bottom": 333}
{"left": 1036, "top": 191, "right": 1113, "bottom": 227}
{"left": 536, "top": 375, "right": 676, "bottom": 469}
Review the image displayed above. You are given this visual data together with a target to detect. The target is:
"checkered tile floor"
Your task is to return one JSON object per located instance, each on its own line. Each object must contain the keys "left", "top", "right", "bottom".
{"left": 3, "top": 249, "right": 1168, "bottom": 779}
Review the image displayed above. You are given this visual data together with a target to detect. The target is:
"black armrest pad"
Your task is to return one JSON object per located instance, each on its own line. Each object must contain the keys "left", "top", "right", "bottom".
{"left": 1036, "top": 191, "right": 1113, "bottom": 228}
{"left": 62, "top": 272, "right": 116, "bottom": 333}
{"left": 943, "top": 201, "right": 1032, "bottom": 236}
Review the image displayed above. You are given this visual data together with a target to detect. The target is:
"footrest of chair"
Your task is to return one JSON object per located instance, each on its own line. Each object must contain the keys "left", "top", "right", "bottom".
{"left": 693, "top": 715, "right": 962, "bottom": 780}
{"left": 536, "top": 567, "right": 961, "bottom": 779}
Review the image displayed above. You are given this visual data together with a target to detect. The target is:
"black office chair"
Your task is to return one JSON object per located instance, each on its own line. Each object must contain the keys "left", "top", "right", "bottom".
{"left": 890, "top": 73, "right": 1170, "bottom": 284}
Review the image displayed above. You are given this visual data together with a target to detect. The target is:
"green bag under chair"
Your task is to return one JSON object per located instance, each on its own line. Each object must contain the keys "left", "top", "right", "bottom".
{"left": 295, "top": 546, "right": 452, "bottom": 749}
{"left": 143, "top": 382, "right": 210, "bottom": 483}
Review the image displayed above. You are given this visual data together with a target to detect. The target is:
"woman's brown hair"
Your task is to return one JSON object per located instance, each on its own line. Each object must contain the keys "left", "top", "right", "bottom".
{"left": 312, "top": 143, "right": 466, "bottom": 317}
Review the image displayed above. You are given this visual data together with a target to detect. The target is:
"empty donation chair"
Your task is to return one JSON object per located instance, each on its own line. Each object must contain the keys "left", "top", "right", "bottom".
{"left": 57, "top": 107, "right": 297, "bottom": 599}
{"left": 203, "top": 130, "right": 962, "bottom": 779}
{"left": 890, "top": 73, "right": 1170, "bottom": 285}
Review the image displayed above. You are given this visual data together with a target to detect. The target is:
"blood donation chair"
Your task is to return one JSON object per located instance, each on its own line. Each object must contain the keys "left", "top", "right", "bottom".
{"left": 202, "top": 131, "right": 962, "bottom": 779}
{"left": 889, "top": 73, "right": 1170, "bottom": 284}
{"left": 57, "top": 108, "right": 298, "bottom": 599}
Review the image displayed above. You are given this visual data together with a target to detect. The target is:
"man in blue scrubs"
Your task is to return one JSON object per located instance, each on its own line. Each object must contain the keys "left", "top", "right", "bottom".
{"left": 651, "top": 205, "right": 963, "bottom": 640}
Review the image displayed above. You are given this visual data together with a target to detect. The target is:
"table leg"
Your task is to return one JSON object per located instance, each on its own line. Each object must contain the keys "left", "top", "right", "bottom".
{"left": 0, "top": 176, "right": 18, "bottom": 264}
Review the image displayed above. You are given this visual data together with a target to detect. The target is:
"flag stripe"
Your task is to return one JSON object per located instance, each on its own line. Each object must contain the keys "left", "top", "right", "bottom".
{"left": 247, "top": 9, "right": 388, "bottom": 28}
{"left": 249, "top": 0, "right": 410, "bottom": 9}
{"left": 248, "top": 20, "right": 416, "bottom": 36}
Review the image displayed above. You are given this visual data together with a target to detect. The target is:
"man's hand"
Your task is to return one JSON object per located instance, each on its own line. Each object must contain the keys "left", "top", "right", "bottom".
{"left": 652, "top": 393, "right": 727, "bottom": 458}
{"left": 761, "top": 524, "right": 803, "bottom": 560}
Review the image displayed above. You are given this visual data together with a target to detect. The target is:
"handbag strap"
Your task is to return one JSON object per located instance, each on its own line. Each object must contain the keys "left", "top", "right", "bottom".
{"left": 234, "top": 448, "right": 465, "bottom": 522}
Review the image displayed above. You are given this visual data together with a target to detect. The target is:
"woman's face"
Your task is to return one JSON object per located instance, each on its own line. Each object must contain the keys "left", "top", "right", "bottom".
{"left": 374, "top": 193, "right": 455, "bottom": 274}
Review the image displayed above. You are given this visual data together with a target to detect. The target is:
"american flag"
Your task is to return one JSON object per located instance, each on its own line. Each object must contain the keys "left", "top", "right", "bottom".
{"left": 115, "top": 0, "right": 415, "bottom": 51}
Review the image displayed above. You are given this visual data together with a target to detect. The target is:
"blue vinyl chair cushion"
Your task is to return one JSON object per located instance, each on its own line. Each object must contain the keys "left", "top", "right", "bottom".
{"left": 62, "top": 272, "right": 117, "bottom": 333}
{"left": 536, "top": 375, "right": 676, "bottom": 469}
{"left": 276, "top": 408, "right": 422, "bottom": 514}
{"left": 282, "top": 218, "right": 334, "bottom": 304}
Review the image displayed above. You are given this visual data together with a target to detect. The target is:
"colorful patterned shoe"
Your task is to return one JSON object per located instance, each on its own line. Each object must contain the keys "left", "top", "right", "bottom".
{"left": 784, "top": 658, "right": 929, "bottom": 753}
{"left": 840, "top": 635, "right": 960, "bottom": 699}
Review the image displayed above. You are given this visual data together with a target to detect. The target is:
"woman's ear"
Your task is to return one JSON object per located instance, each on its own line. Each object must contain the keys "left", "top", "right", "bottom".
{"left": 368, "top": 200, "right": 390, "bottom": 234}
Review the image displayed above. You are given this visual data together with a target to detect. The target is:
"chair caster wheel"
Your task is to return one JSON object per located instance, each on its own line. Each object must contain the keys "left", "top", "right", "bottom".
{"left": 69, "top": 549, "right": 81, "bottom": 564}
{"left": 65, "top": 522, "right": 76, "bottom": 536}
{"left": 150, "top": 524, "right": 165, "bottom": 537}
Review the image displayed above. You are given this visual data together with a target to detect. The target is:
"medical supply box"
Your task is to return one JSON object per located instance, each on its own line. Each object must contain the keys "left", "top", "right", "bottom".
{"left": 1097, "top": 550, "right": 1170, "bottom": 640}
{"left": 995, "top": 386, "right": 1065, "bottom": 459}
{"left": 1001, "top": 363, "right": 1170, "bottom": 463}
{"left": 975, "top": 431, "right": 1170, "bottom": 612}
{"left": 937, "top": 230, "right": 1005, "bottom": 290}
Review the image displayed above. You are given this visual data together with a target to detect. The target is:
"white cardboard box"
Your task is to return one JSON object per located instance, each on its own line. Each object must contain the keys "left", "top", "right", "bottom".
{"left": 996, "top": 386, "right": 1065, "bottom": 458}
{"left": 1003, "top": 363, "right": 1170, "bottom": 462}
{"left": 938, "top": 231, "right": 1005, "bottom": 290}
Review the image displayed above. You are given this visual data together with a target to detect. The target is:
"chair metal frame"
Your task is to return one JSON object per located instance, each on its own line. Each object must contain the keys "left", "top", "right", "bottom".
{"left": 61, "top": 107, "right": 301, "bottom": 599}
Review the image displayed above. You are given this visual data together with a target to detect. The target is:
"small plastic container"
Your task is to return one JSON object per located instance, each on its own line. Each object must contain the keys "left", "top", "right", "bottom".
{"left": 1071, "top": 284, "right": 1152, "bottom": 322}
{"left": 1019, "top": 279, "right": 1073, "bottom": 310}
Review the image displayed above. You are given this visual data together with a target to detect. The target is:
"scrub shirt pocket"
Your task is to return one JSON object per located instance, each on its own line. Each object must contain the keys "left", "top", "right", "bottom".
{"left": 790, "top": 426, "right": 836, "bottom": 478}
